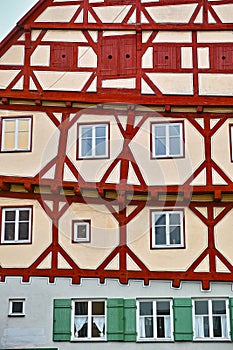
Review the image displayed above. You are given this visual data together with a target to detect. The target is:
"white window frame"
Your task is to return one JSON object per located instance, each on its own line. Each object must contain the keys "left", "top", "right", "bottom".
{"left": 8, "top": 299, "right": 25, "bottom": 316}
{"left": 152, "top": 122, "right": 183, "bottom": 158}
{"left": 193, "top": 299, "right": 230, "bottom": 341}
{"left": 1, "top": 207, "right": 32, "bottom": 244}
{"left": 72, "top": 299, "right": 106, "bottom": 341}
{"left": 151, "top": 210, "right": 184, "bottom": 248}
{"left": 137, "top": 299, "right": 173, "bottom": 341}
{"left": 78, "top": 124, "right": 108, "bottom": 159}
{"left": 1, "top": 117, "right": 32, "bottom": 152}
{"left": 73, "top": 221, "right": 90, "bottom": 243}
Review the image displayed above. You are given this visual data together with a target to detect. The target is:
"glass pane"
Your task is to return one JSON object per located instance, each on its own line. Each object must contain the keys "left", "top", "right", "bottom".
{"left": 4, "top": 120, "right": 16, "bottom": 132}
{"left": 4, "top": 223, "right": 15, "bottom": 240}
{"left": 143, "top": 317, "right": 153, "bottom": 337}
{"left": 212, "top": 300, "right": 226, "bottom": 314}
{"left": 169, "top": 226, "right": 181, "bottom": 245}
{"left": 75, "top": 301, "right": 88, "bottom": 315}
{"left": 155, "top": 227, "right": 166, "bottom": 245}
{"left": 3, "top": 133, "right": 15, "bottom": 150}
{"left": 195, "top": 300, "right": 208, "bottom": 315}
{"left": 18, "top": 132, "right": 29, "bottom": 149}
{"left": 19, "top": 210, "right": 29, "bottom": 221}
{"left": 157, "top": 301, "right": 170, "bottom": 315}
{"left": 92, "top": 316, "right": 105, "bottom": 337}
{"left": 81, "top": 139, "right": 92, "bottom": 157}
{"left": 18, "top": 223, "right": 29, "bottom": 240}
{"left": 169, "top": 137, "right": 180, "bottom": 155}
{"left": 155, "top": 125, "right": 166, "bottom": 137}
{"left": 139, "top": 301, "right": 153, "bottom": 316}
{"left": 204, "top": 316, "right": 210, "bottom": 337}
{"left": 92, "top": 301, "right": 105, "bottom": 315}
{"left": 5, "top": 210, "right": 15, "bottom": 221}
{"left": 155, "top": 138, "right": 166, "bottom": 156}
{"left": 77, "top": 224, "right": 87, "bottom": 239}
{"left": 12, "top": 301, "right": 23, "bottom": 313}
{"left": 154, "top": 214, "right": 166, "bottom": 226}
{"left": 169, "top": 124, "right": 180, "bottom": 137}
{"left": 96, "top": 126, "right": 106, "bottom": 137}
{"left": 157, "top": 316, "right": 165, "bottom": 338}
{"left": 75, "top": 317, "right": 88, "bottom": 337}
{"left": 213, "top": 316, "right": 222, "bottom": 337}
{"left": 169, "top": 213, "right": 180, "bottom": 225}
{"left": 95, "top": 138, "right": 106, "bottom": 156}
{"left": 81, "top": 127, "right": 92, "bottom": 138}
{"left": 18, "top": 120, "right": 30, "bottom": 131}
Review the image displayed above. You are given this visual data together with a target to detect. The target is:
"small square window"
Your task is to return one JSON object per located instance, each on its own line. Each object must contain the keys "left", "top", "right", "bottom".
{"left": 1, "top": 117, "right": 32, "bottom": 152}
{"left": 77, "top": 124, "right": 109, "bottom": 159}
{"left": 72, "top": 220, "right": 91, "bottom": 243}
{"left": 151, "top": 122, "right": 184, "bottom": 159}
{"left": 9, "top": 299, "right": 25, "bottom": 316}
{"left": 151, "top": 210, "right": 184, "bottom": 248}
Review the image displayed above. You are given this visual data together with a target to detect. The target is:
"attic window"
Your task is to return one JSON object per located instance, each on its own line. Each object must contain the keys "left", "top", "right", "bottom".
{"left": 51, "top": 44, "right": 74, "bottom": 69}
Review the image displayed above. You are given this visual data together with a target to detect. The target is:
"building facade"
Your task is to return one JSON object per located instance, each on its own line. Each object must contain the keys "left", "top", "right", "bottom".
{"left": 0, "top": 0, "right": 232, "bottom": 348}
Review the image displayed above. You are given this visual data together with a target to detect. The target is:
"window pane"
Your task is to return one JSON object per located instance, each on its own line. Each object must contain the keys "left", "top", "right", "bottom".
{"left": 169, "top": 137, "right": 180, "bottom": 155}
{"left": 81, "top": 127, "right": 92, "bottom": 138}
{"left": 4, "top": 120, "right": 16, "bottom": 132}
{"left": 169, "top": 226, "right": 181, "bottom": 245}
{"left": 77, "top": 224, "right": 87, "bottom": 239}
{"left": 3, "top": 133, "right": 15, "bottom": 150}
{"left": 169, "top": 124, "right": 180, "bottom": 137}
{"left": 92, "top": 301, "right": 105, "bottom": 315}
{"left": 19, "top": 210, "right": 29, "bottom": 221}
{"left": 96, "top": 126, "right": 106, "bottom": 137}
{"left": 195, "top": 300, "right": 208, "bottom": 315}
{"left": 155, "top": 138, "right": 166, "bottom": 156}
{"left": 157, "top": 301, "right": 170, "bottom": 315}
{"left": 18, "top": 132, "right": 29, "bottom": 149}
{"left": 92, "top": 316, "right": 105, "bottom": 337}
{"left": 140, "top": 317, "right": 153, "bottom": 338}
{"left": 155, "top": 125, "right": 166, "bottom": 137}
{"left": 18, "top": 120, "right": 30, "bottom": 132}
{"left": 18, "top": 223, "right": 29, "bottom": 240}
{"left": 212, "top": 300, "right": 226, "bottom": 314}
{"left": 4, "top": 223, "right": 15, "bottom": 240}
{"left": 139, "top": 302, "right": 153, "bottom": 316}
{"left": 157, "top": 317, "right": 165, "bottom": 338}
{"left": 95, "top": 138, "right": 106, "bottom": 156}
{"left": 75, "top": 302, "right": 88, "bottom": 315}
{"left": 81, "top": 139, "right": 92, "bottom": 157}
{"left": 155, "top": 227, "right": 166, "bottom": 245}
{"left": 154, "top": 214, "right": 166, "bottom": 226}
{"left": 12, "top": 301, "right": 23, "bottom": 313}
{"left": 213, "top": 316, "right": 222, "bottom": 337}
{"left": 203, "top": 316, "right": 210, "bottom": 337}
{"left": 169, "top": 213, "right": 180, "bottom": 225}
{"left": 5, "top": 210, "right": 15, "bottom": 221}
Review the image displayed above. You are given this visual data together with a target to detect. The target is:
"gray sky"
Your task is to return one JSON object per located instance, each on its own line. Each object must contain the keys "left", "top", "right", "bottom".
{"left": 0, "top": 0, "right": 38, "bottom": 41}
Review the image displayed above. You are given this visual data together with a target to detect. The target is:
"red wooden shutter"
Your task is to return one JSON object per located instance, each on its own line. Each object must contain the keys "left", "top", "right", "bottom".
{"left": 213, "top": 45, "right": 233, "bottom": 70}
{"left": 100, "top": 37, "right": 118, "bottom": 76}
{"left": 119, "top": 36, "right": 137, "bottom": 75}
{"left": 51, "top": 44, "right": 74, "bottom": 69}
{"left": 154, "top": 46, "right": 178, "bottom": 70}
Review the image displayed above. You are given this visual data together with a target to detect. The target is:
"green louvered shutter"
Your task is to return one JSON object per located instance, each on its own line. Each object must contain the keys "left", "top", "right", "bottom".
{"left": 173, "top": 298, "right": 193, "bottom": 341}
{"left": 107, "top": 298, "right": 124, "bottom": 341}
{"left": 229, "top": 298, "right": 233, "bottom": 341}
{"left": 53, "top": 299, "right": 72, "bottom": 341}
{"left": 124, "top": 299, "right": 137, "bottom": 341}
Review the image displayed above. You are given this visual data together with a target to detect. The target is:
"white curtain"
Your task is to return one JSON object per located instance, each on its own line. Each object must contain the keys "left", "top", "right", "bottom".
{"left": 74, "top": 316, "right": 88, "bottom": 337}
{"left": 221, "top": 315, "right": 227, "bottom": 338}
{"left": 195, "top": 316, "right": 204, "bottom": 338}
{"left": 93, "top": 317, "right": 105, "bottom": 337}
{"left": 164, "top": 316, "right": 171, "bottom": 338}
{"left": 139, "top": 317, "right": 146, "bottom": 338}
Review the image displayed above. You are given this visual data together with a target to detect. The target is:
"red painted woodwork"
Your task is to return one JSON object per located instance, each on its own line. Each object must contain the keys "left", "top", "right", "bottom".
{"left": 51, "top": 44, "right": 74, "bottom": 69}
{"left": 154, "top": 46, "right": 179, "bottom": 70}
{"left": 212, "top": 45, "right": 233, "bottom": 70}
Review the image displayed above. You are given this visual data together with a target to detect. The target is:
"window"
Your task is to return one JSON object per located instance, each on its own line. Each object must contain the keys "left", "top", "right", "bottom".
{"left": 51, "top": 43, "right": 74, "bottom": 69}
{"left": 72, "top": 220, "right": 90, "bottom": 243}
{"left": 151, "top": 210, "right": 184, "bottom": 248}
{"left": 1, "top": 117, "right": 32, "bottom": 152}
{"left": 152, "top": 122, "right": 183, "bottom": 158}
{"left": 9, "top": 299, "right": 25, "bottom": 316}
{"left": 78, "top": 124, "right": 109, "bottom": 159}
{"left": 138, "top": 300, "right": 173, "bottom": 341}
{"left": 73, "top": 300, "right": 106, "bottom": 340}
{"left": 1, "top": 207, "right": 32, "bottom": 244}
{"left": 154, "top": 46, "right": 179, "bottom": 70}
{"left": 194, "top": 299, "right": 230, "bottom": 340}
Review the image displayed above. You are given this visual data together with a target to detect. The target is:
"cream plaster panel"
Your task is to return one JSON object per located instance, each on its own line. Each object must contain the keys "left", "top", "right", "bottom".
{"left": 59, "top": 203, "right": 119, "bottom": 269}
{"left": 146, "top": 4, "right": 198, "bottom": 23}
{"left": 146, "top": 73, "right": 193, "bottom": 95}
{"left": 199, "top": 74, "right": 233, "bottom": 96}
{"left": 0, "top": 46, "right": 24, "bottom": 65}
{"left": 129, "top": 117, "right": 204, "bottom": 186}
{"left": 212, "top": 5, "right": 233, "bottom": 23}
{"left": 153, "top": 31, "right": 192, "bottom": 43}
{"left": 30, "top": 46, "right": 50, "bottom": 66}
{"left": 197, "top": 31, "right": 233, "bottom": 43}
{"left": 102, "top": 78, "right": 136, "bottom": 89}
{"left": 31, "top": 30, "right": 42, "bottom": 41}
{"left": 0, "top": 198, "right": 52, "bottom": 268}
{"left": 212, "top": 119, "right": 233, "bottom": 182}
{"left": 67, "top": 114, "right": 124, "bottom": 182}
{"left": 142, "top": 47, "right": 153, "bottom": 68}
{"left": 0, "top": 111, "right": 59, "bottom": 177}
{"left": 197, "top": 48, "right": 210, "bottom": 69}
{"left": 215, "top": 209, "right": 233, "bottom": 265}
{"left": 42, "top": 30, "right": 87, "bottom": 42}
{"left": 0, "top": 71, "right": 21, "bottom": 89}
{"left": 78, "top": 47, "right": 97, "bottom": 68}
{"left": 35, "top": 5, "right": 79, "bottom": 22}
{"left": 93, "top": 6, "right": 132, "bottom": 23}
{"left": 181, "top": 47, "right": 193, "bottom": 69}
{"left": 128, "top": 207, "right": 207, "bottom": 271}
{"left": 34, "top": 71, "right": 92, "bottom": 91}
